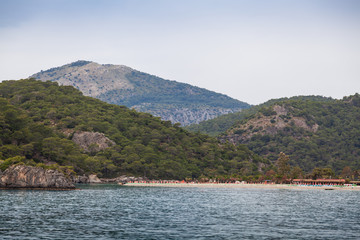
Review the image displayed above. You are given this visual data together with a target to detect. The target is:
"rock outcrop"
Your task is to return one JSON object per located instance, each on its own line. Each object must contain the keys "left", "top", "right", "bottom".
{"left": 71, "top": 174, "right": 144, "bottom": 184}
{"left": 0, "top": 165, "right": 75, "bottom": 189}
{"left": 88, "top": 174, "right": 102, "bottom": 183}
{"left": 72, "top": 174, "right": 105, "bottom": 184}
{"left": 72, "top": 131, "right": 115, "bottom": 152}
{"left": 135, "top": 106, "right": 242, "bottom": 126}
{"left": 30, "top": 61, "right": 134, "bottom": 98}
{"left": 72, "top": 174, "right": 89, "bottom": 184}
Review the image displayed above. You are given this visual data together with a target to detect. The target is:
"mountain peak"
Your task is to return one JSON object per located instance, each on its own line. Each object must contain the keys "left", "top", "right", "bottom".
{"left": 30, "top": 61, "right": 134, "bottom": 98}
{"left": 68, "top": 60, "right": 93, "bottom": 67}
{"left": 29, "top": 61, "right": 250, "bottom": 125}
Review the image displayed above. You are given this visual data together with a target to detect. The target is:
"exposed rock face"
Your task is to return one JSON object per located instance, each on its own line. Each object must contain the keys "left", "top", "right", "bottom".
{"left": 72, "top": 131, "right": 115, "bottom": 152}
{"left": 136, "top": 106, "right": 242, "bottom": 126}
{"left": 100, "top": 176, "right": 144, "bottom": 183}
{"left": 0, "top": 165, "right": 75, "bottom": 189}
{"left": 71, "top": 174, "right": 144, "bottom": 184}
{"left": 88, "top": 174, "right": 102, "bottom": 183}
{"left": 116, "top": 175, "right": 143, "bottom": 183}
{"left": 72, "top": 175, "right": 89, "bottom": 184}
{"left": 30, "top": 61, "right": 134, "bottom": 98}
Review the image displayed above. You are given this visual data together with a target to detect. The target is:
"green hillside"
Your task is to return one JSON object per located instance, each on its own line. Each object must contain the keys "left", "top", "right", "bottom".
{"left": 220, "top": 95, "right": 360, "bottom": 173}
{"left": 101, "top": 70, "right": 247, "bottom": 108}
{"left": 0, "top": 79, "right": 268, "bottom": 180}
{"left": 185, "top": 96, "right": 333, "bottom": 136}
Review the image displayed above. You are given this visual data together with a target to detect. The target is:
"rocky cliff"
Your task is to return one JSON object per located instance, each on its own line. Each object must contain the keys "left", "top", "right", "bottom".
{"left": 0, "top": 165, "right": 75, "bottom": 189}
{"left": 30, "top": 60, "right": 250, "bottom": 125}
{"left": 71, "top": 131, "right": 115, "bottom": 152}
{"left": 138, "top": 106, "right": 242, "bottom": 125}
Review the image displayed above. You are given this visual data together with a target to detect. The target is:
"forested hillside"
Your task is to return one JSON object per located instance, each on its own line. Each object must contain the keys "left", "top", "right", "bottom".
{"left": 0, "top": 79, "right": 268, "bottom": 180}
{"left": 185, "top": 96, "right": 333, "bottom": 136}
{"left": 220, "top": 95, "right": 360, "bottom": 173}
{"left": 30, "top": 61, "right": 250, "bottom": 126}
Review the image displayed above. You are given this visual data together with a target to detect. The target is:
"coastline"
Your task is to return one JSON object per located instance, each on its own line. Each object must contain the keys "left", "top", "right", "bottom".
{"left": 123, "top": 182, "right": 360, "bottom": 190}
{"left": 0, "top": 187, "right": 77, "bottom": 191}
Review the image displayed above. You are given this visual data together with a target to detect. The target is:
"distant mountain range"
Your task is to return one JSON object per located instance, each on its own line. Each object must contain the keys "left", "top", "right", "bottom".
{"left": 30, "top": 60, "right": 250, "bottom": 126}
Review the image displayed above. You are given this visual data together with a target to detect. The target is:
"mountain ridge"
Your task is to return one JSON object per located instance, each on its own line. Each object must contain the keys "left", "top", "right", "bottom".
{"left": 30, "top": 60, "right": 250, "bottom": 125}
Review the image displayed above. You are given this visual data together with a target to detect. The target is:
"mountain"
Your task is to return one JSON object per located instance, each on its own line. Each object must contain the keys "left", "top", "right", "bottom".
{"left": 185, "top": 96, "right": 333, "bottom": 136}
{"left": 219, "top": 95, "right": 360, "bottom": 173}
{"left": 0, "top": 79, "right": 268, "bottom": 180}
{"left": 29, "top": 60, "right": 250, "bottom": 126}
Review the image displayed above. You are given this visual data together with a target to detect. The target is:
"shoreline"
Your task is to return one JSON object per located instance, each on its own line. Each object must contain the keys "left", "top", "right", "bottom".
{"left": 123, "top": 183, "right": 360, "bottom": 190}
{"left": 0, "top": 187, "right": 77, "bottom": 191}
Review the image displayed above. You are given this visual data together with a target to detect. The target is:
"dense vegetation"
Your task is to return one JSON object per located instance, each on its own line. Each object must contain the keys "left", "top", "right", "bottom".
{"left": 99, "top": 71, "right": 249, "bottom": 109}
{"left": 0, "top": 79, "right": 268, "bottom": 180}
{"left": 185, "top": 96, "right": 334, "bottom": 136}
{"left": 221, "top": 95, "right": 360, "bottom": 175}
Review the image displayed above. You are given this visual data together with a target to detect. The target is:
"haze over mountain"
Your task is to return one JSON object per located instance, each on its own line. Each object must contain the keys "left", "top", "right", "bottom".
{"left": 30, "top": 61, "right": 250, "bottom": 126}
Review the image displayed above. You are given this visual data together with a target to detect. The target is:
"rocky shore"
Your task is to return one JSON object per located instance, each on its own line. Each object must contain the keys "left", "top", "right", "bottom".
{"left": 0, "top": 164, "right": 146, "bottom": 190}
{"left": 0, "top": 165, "right": 75, "bottom": 190}
{"left": 72, "top": 174, "right": 145, "bottom": 184}
{"left": 2, "top": 166, "right": 358, "bottom": 192}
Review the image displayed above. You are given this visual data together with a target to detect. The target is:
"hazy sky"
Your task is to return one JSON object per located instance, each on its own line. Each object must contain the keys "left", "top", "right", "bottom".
{"left": 0, "top": 0, "right": 359, "bottom": 104}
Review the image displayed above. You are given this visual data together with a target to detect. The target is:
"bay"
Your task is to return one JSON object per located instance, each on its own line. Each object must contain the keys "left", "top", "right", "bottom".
{"left": 0, "top": 184, "right": 359, "bottom": 239}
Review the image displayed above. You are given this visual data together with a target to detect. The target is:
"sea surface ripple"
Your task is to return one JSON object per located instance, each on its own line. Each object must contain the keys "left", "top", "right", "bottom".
{"left": 0, "top": 184, "right": 359, "bottom": 239}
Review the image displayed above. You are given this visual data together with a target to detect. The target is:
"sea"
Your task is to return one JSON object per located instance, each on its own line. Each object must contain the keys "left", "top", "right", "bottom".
{"left": 0, "top": 184, "right": 359, "bottom": 239}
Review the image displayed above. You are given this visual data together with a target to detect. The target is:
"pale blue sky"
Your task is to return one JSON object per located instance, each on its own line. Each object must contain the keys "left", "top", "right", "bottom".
{"left": 1, "top": 0, "right": 359, "bottom": 104}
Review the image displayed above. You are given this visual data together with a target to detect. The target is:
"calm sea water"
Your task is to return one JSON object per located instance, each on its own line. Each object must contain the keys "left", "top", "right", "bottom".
{"left": 0, "top": 184, "right": 359, "bottom": 239}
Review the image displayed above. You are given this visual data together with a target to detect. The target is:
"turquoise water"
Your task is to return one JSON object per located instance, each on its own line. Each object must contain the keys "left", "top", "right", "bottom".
{"left": 0, "top": 184, "right": 359, "bottom": 239}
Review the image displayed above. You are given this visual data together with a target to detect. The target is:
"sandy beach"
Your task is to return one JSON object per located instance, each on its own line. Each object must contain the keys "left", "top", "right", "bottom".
{"left": 123, "top": 182, "right": 360, "bottom": 190}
